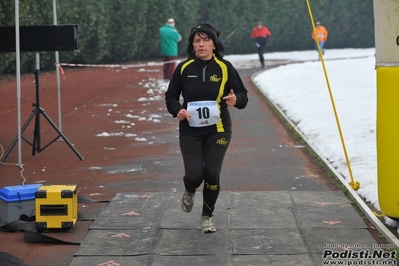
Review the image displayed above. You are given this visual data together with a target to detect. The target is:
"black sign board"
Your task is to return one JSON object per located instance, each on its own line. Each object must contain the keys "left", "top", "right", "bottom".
{"left": 0, "top": 24, "right": 78, "bottom": 52}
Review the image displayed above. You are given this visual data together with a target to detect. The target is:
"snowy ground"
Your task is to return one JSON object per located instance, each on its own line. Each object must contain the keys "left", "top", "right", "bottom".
{"left": 224, "top": 48, "right": 399, "bottom": 233}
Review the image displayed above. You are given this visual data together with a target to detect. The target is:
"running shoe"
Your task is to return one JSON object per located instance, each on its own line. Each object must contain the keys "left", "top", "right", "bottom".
{"left": 180, "top": 190, "right": 195, "bottom": 212}
{"left": 200, "top": 216, "right": 216, "bottom": 233}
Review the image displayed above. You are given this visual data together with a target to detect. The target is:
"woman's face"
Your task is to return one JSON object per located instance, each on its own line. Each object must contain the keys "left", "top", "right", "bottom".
{"left": 193, "top": 32, "right": 215, "bottom": 60}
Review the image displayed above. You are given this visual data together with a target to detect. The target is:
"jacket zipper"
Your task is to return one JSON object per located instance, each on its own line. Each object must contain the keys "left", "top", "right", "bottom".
{"left": 202, "top": 65, "right": 207, "bottom": 82}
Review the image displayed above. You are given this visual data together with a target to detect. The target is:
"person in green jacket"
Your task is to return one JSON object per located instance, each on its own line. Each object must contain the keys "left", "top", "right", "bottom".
{"left": 159, "top": 18, "right": 182, "bottom": 80}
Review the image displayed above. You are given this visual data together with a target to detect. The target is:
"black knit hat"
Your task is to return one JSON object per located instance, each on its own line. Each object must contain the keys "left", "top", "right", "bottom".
{"left": 190, "top": 24, "right": 220, "bottom": 42}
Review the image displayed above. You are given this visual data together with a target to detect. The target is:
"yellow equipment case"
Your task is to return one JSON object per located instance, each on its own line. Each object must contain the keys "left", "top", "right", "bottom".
{"left": 35, "top": 185, "right": 78, "bottom": 230}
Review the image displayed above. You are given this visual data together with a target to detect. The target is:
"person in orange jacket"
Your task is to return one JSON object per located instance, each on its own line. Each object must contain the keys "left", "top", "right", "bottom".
{"left": 311, "top": 21, "right": 328, "bottom": 57}
{"left": 251, "top": 21, "right": 271, "bottom": 69}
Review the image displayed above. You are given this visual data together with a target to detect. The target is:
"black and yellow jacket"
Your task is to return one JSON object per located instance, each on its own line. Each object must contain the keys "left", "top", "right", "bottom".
{"left": 165, "top": 54, "right": 248, "bottom": 136}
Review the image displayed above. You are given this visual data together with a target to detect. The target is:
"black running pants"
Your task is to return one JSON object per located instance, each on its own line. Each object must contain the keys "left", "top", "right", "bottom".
{"left": 179, "top": 132, "right": 231, "bottom": 217}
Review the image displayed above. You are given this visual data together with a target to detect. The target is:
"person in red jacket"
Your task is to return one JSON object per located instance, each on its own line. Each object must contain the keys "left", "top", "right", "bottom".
{"left": 311, "top": 21, "right": 328, "bottom": 58}
{"left": 251, "top": 21, "right": 271, "bottom": 69}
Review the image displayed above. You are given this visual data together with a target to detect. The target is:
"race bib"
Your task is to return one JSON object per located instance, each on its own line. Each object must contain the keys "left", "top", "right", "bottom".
{"left": 187, "top": 100, "right": 220, "bottom": 127}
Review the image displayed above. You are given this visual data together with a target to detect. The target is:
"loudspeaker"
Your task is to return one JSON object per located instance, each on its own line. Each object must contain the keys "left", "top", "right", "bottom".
{"left": 0, "top": 24, "right": 78, "bottom": 53}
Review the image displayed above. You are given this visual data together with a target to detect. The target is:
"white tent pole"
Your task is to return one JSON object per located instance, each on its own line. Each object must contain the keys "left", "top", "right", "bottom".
{"left": 53, "top": 0, "right": 62, "bottom": 132}
{"left": 15, "top": 0, "right": 22, "bottom": 165}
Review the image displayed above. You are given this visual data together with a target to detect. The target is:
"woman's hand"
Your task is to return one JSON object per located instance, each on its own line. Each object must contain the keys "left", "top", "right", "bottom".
{"left": 223, "top": 89, "right": 236, "bottom": 106}
{"left": 177, "top": 109, "right": 191, "bottom": 122}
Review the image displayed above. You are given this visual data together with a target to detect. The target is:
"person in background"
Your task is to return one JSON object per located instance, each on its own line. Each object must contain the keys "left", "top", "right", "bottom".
{"left": 159, "top": 18, "right": 182, "bottom": 80}
{"left": 311, "top": 21, "right": 328, "bottom": 58}
{"left": 165, "top": 24, "right": 248, "bottom": 233}
{"left": 251, "top": 21, "right": 271, "bottom": 69}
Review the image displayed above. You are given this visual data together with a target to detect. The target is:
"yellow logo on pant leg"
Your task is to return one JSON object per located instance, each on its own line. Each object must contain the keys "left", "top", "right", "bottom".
{"left": 206, "top": 182, "right": 218, "bottom": 190}
{"left": 216, "top": 138, "right": 229, "bottom": 145}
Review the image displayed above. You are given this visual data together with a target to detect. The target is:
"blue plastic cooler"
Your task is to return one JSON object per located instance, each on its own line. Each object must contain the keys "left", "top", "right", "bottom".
{"left": 0, "top": 184, "right": 42, "bottom": 225}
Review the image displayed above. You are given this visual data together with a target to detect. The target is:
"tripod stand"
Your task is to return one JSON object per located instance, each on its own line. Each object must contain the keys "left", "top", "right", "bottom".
{"left": 0, "top": 54, "right": 83, "bottom": 163}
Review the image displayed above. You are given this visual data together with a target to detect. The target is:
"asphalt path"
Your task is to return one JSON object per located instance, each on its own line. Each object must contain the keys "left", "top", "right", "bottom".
{"left": 221, "top": 67, "right": 337, "bottom": 192}
{"left": 107, "top": 66, "right": 339, "bottom": 193}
